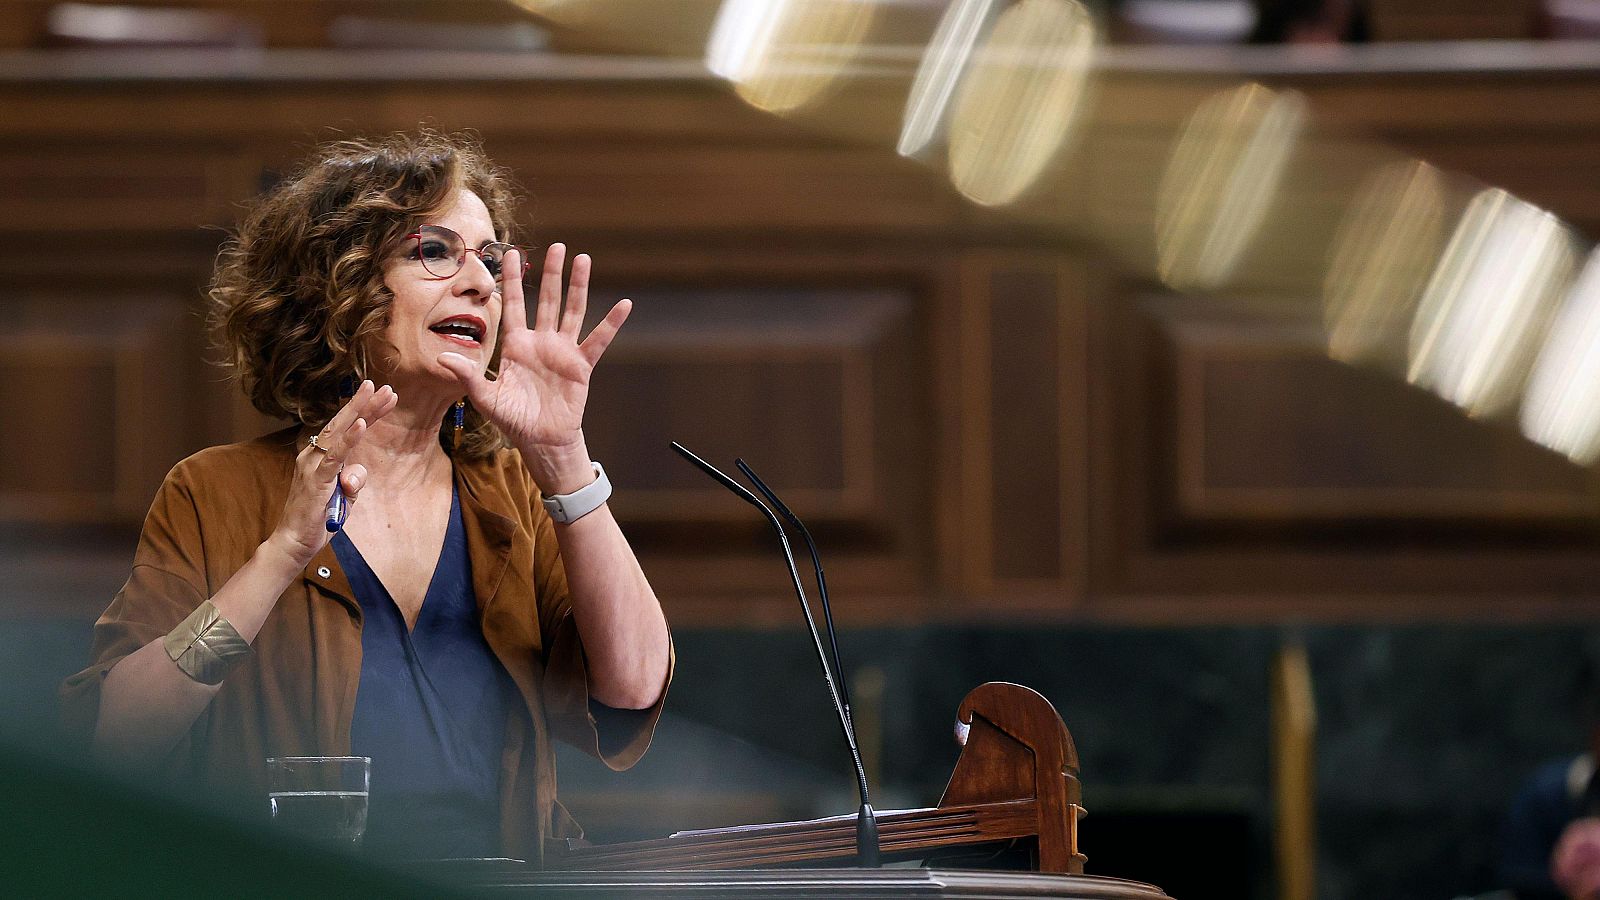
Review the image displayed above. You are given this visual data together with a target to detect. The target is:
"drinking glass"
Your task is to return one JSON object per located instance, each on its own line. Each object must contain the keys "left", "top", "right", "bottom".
{"left": 266, "top": 756, "right": 370, "bottom": 850}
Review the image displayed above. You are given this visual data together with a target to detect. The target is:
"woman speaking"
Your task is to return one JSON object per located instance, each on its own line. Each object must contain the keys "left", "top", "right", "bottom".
{"left": 61, "top": 131, "right": 672, "bottom": 862}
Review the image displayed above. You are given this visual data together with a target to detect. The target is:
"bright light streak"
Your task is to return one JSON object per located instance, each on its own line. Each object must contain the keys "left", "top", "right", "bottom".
{"left": 1323, "top": 160, "right": 1449, "bottom": 367}
{"left": 897, "top": 0, "right": 1001, "bottom": 159}
{"left": 1154, "top": 83, "right": 1307, "bottom": 292}
{"left": 510, "top": 0, "right": 572, "bottom": 11}
{"left": 946, "top": 0, "right": 1096, "bottom": 207}
{"left": 508, "top": 1, "right": 725, "bottom": 54}
{"left": 1408, "top": 189, "right": 1577, "bottom": 417}
{"left": 1521, "top": 248, "right": 1600, "bottom": 463}
{"left": 707, "top": 0, "right": 788, "bottom": 84}
{"left": 705, "top": 0, "right": 877, "bottom": 114}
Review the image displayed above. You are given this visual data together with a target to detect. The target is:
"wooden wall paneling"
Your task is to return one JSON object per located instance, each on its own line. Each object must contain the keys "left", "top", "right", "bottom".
{"left": 6, "top": 49, "right": 1600, "bottom": 621}
{"left": 0, "top": 1, "right": 539, "bottom": 49}
{"left": 549, "top": 250, "right": 939, "bottom": 623}
{"left": 956, "top": 255, "right": 993, "bottom": 597}
{"left": 0, "top": 75, "right": 770, "bottom": 148}
{"left": 989, "top": 268, "right": 1063, "bottom": 580}
{"left": 0, "top": 4, "right": 49, "bottom": 49}
{"left": 588, "top": 346, "right": 872, "bottom": 522}
{"left": 0, "top": 79, "right": 961, "bottom": 243}
{"left": 0, "top": 141, "right": 249, "bottom": 233}
{"left": 1366, "top": 0, "right": 1540, "bottom": 41}
{"left": 1395, "top": 137, "right": 1600, "bottom": 238}
{"left": 930, "top": 255, "right": 969, "bottom": 600}
{"left": 1301, "top": 78, "right": 1600, "bottom": 135}
{"left": 1164, "top": 308, "right": 1599, "bottom": 523}
{"left": 1085, "top": 289, "right": 1600, "bottom": 616}
{"left": 1085, "top": 269, "right": 1163, "bottom": 614}
{"left": 487, "top": 142, "right": 959, "bottom": 242}
{"left": 0, "top": 341, "right": 117, "bottom": 520}
{"left": 0, "top": 296, "right": 186, "bottom": 524}
{"left": 955, "top": 252, "right": 1091, "bottom": 611}
{"left": 1283, "top": 75, "right": 1600, "bottom": 239}
{"left": 214, "top": 385, "right": 289, "bottom": 448}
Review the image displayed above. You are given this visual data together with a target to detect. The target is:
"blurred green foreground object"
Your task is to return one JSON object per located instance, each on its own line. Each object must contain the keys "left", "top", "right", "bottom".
{"left": 0, "top": 737, "right": 468, "bottom": 899}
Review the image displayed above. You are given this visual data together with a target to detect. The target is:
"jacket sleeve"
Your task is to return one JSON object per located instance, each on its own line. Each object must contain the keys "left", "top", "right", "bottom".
{"left": 59, "top": 460, "right": 213, "bottom": 758}
{"left": 530, "top": 491, "right": 672, "bottom": 772}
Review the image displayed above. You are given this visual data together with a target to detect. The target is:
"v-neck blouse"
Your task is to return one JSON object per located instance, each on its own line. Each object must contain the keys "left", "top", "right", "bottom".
{"left": 61, "top": 426, "right": 672, "bottom": 863}
{"left": 332, "top": 486, "right": 514, "bottom": 860}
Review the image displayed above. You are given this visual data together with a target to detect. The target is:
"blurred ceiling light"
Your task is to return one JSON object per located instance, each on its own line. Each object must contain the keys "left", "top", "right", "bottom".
{"left": 1407, "top": 188, "right": 1577, "bottom": 418}
{"left": 897, "top": 0, "right": 1002, "bottom": 159}
{"left": 946, "top": 0, "right": 1096, "bottom": 207}
{"left": 705, "top": 0, "right": 878, "bottom": 114}
{"left": 707, "top": 0, "right": 786, "bottom": 83}
{"left": 1520, "top": 248, "right": 1600, "bottom": 463}
{"left": 1119, "top": 0, "right": 1256, "bottom": 44}
{"left": 507, "top": 0, "right": 602, "bottom": 27}
{"left": 1322, "top": 160, "right": 1449, "bottom": 367}
{"left": 1154, "top": 83, "right": 1307, "bottom": 292}
{"left": 509, "top": 1, "right": 724, "bottom": 56}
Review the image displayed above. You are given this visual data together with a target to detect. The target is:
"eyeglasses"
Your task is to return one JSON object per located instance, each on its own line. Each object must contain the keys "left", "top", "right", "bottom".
{"left": 403, "top": 224, "right": 528, "bottom": 282}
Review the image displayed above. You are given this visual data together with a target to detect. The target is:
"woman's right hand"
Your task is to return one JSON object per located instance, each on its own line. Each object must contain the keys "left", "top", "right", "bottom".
{"left": 1554, "top": 817, "right": 1600, "bottom": 900}
{"left": 266, "top": 379, "right": 397, "bottom": 567}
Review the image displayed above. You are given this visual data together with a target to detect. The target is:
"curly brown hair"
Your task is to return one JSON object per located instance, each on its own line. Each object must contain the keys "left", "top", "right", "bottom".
{"left": 207, "top": 130, "right": 521, "bottom": 458}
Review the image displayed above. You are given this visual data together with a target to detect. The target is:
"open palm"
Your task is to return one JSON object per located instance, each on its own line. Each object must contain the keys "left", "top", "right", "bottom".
{"left": 439, "top": 243, "right": 630, "bottom": 454}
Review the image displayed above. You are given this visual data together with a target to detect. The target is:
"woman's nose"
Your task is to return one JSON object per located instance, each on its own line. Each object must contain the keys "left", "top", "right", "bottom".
{"left": 456, "top": 251, "right": 498, "bottom": 297}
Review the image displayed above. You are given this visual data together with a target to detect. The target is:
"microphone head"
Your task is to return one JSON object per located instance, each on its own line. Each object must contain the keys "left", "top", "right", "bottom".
{"left": 735, "top": 457, "right": 799, "bottom": 520}
{"left": 671, "top": 441, "right": 766, "bottom": 509}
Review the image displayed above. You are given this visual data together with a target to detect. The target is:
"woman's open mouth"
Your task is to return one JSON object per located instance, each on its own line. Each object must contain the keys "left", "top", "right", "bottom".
{"left": 428, "top": 315, "right": 486, "bottom": 347}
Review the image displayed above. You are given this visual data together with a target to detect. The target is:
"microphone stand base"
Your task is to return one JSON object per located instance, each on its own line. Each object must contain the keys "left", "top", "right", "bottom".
{"left": 856, "top": 802, "right": 881, "bottom": 868}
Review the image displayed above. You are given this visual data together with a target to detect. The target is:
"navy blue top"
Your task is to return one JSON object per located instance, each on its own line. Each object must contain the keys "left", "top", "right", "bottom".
{"left": 332, "top": 487, "right": 517, "bottom": 860}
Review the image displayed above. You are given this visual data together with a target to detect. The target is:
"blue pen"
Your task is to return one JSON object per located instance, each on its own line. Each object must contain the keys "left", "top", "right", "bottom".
{"left": 324, "top": 466, "right": 348, "bottom": 533}
{"left": 325, "top": 377, "right": 359, "bottom": 533}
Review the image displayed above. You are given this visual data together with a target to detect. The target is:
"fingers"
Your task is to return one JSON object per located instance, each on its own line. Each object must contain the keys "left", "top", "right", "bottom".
{"left": 561, "top": 253, "right": 590, "bottom": 339}
{"left": 438, "top": 352, "right": 490, "bottom": 402}
{"left": 534, "top": 243, "right": 566, "bottom": 332}
{"left": 369, "top": 384, "right": 399, "bottom": 422}
{"left": 316, "top": 417, "right": 367, "bottom": 471}
{"left": 303, "top": 381, "right": 395, "bottom": 469}
{"left": 580, "top": 298, "right": 633, "bottom": 366}
{"left": 339, "top": 464, "right": 368, "bottom": 503}
{"left": 317, "top": 379, "right": 375, "bottom": 451}
{"left": 501, "top": 248, "right": 527, "bottom": 333}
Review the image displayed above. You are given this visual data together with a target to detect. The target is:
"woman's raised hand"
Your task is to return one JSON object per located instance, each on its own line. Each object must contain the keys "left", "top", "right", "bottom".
{"left": 1554, "top": 817, "right": 1600, "bottom": 900}
{"left": 437, "top": 244, "right": 630, "bottom": 477}
{"left": 267, "top": 379, "right": 398, "bottom": 566}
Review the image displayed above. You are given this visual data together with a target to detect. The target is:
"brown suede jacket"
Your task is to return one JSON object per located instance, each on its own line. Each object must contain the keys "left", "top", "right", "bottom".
{"left": 61, "top": 426, "right": 668, "bottom": 862}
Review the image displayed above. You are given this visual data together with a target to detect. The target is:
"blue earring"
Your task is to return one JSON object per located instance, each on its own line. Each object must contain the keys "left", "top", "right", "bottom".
{"left": 451, "top": 400, "right": 466, "bottom": 450}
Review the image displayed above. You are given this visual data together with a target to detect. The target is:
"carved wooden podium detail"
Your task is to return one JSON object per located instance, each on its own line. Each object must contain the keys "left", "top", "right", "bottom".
{"left": 552, "top": 683, "right": 1093, "bottom": 875}
{"left": 939, "top": 682, "right": 1086, "bottom": 873}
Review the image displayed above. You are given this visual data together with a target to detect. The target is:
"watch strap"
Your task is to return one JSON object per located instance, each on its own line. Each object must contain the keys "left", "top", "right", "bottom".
{"left": 541, "top": 461, "right": 611, "bottom": 524}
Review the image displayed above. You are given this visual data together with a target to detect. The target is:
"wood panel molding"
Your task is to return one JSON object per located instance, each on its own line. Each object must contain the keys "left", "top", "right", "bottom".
{"left": 1082, "top": 290, "right": 1600, "bottom": 609}
{"left": 0, "top": 295, "right": 187, "bottom": 524}
{"left": 955, "top": 254, "right": 1092, "bottom": 606}
{"left": 1157, "top": 304, "right": 1599, "bottom": 524}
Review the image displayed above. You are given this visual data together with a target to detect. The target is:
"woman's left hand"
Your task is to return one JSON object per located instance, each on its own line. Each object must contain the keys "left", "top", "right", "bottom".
{"left": 438, "top": 243, "right": 629, "bottom": 484}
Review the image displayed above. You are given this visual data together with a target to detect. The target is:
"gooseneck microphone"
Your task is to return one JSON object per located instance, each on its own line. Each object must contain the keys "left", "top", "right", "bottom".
{"left": 735, "top": 459, "right": 853, "bottom": 728}
{"left": 670, "top": 442, "right": 880, "bottom": 867}
{"left": 734, "top": 457, "right": 878, "bottom": 868}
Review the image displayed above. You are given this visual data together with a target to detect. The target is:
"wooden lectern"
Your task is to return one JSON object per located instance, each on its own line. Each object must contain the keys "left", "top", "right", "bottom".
{"left": 480, "top": 683, "right": 1171, "bottom": 898}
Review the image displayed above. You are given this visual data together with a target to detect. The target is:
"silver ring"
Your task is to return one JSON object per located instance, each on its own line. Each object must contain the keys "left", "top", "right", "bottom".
{"left": 307, "top": 433, "right": 333, "bottom": 454}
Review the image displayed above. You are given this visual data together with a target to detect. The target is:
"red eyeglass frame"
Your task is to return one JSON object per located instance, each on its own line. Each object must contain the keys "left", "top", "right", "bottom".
{"left": 405, "top": 224, "right": 531, "bottom": 282}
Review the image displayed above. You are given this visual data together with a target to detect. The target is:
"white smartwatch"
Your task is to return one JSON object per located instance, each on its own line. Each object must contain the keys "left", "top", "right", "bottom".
{"left": 541, "top": 461, "right": 611, "bottom": 524}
